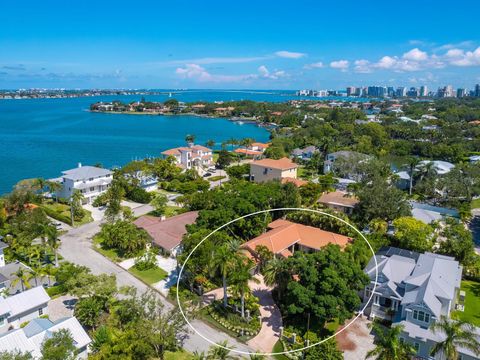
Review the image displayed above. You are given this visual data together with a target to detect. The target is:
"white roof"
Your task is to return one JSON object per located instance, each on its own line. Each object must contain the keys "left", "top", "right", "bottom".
{"left": 29, "top": 317, "right": 91, "bottom": 350}
{"left": 0, "top": 286, "right": 50, "bottom": 318}
{"left": 62, "top": 166, "right": 112, "bottom": 181}
{"left": 0, "top": 329, "right": 40, "bottom": 358}
{"left": 418, "top": 160, "right": 455, "bottom": 175}
{"left": 0, "top": 317, "right": 91, "bottom": 358}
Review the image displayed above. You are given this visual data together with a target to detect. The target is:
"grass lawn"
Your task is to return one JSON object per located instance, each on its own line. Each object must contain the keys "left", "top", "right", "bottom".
{"left": 92, "top": 236, "right": 124, "bottom": 262}
{"left": 272, "top": 340, "right": 289, "bottom": 360}
{"left": 452, "top": 280, "right": 480, "bottom": 326}
{"left": 40, "top": 200, "right": 93, "bottom": 226}
{"left": 471, "top": 198, "right": 480, "bottom": 209}
{"left": 129, "top": 265, "right": 167, "bottom": 285}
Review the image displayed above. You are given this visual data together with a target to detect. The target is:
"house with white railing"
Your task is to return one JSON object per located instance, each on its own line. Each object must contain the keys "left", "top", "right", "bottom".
{"left": 51, "top": 163, "right": 113, "bottom": 204}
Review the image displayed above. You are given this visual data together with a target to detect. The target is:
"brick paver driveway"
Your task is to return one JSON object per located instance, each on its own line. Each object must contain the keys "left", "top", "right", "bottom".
{"left": 247, "top": 275, "right": 283, "bottom": 354}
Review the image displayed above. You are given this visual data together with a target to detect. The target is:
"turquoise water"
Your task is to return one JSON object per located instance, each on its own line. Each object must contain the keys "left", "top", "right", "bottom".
{"left": 0, "top": 91, "right": 287, "bottom": 194}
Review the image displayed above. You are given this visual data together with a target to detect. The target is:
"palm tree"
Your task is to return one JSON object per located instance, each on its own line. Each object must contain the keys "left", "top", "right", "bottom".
{"left": 249, "top": 354, "right": 265, "bottom": 360}
{"left": 207, "top": 341, "right": 236, "bottom": 360}
{"left": 228, "top": 137, "right": 238, "bottom": 151}
{"left": 430, "top": 316, "right": 480, "bottom": 360}
{"left": 28, "top": 265, "right": 41, "bottom": 287}
{"left": 231, "top": 257, "right": 259, "bottom": 319}
{"left": 35, "top": 177, "right": 47, "bottom": 195}
{"left": 42, "top": 264, "right": 56, "bottom": 287}
{"left": 366, "top": 323, "right": 416, "bottom": 360}
{"left": 262, "top": 257, "right": 288, "bottom": 300}
{"left": 11, "top": 267, "right": 33, "bottom": 292}
{"left": 205, "top": 139, "right": 215, "bottom": 148}
{"left": 211, "top": 245, "right": 236, "bottom": 308}
{"left": 70, "top": 190, "right": 85, "bottom": 225}
{"left": 46, "top": 225, "right": 60, "bottom": 267}
{"left": 402, "top": 156, "right": 420, "bottom": 196}
{"left": 192, "top": 350, "right": 207, "bottom": 360}
{"left": 185, "top": 134, "right": 196, "bottom": 145}
{"left": 47, "top": 180, "right": 62, "bottom": 203}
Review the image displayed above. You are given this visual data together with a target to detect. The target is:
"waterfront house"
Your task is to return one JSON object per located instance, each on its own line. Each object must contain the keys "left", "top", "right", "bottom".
{"left": 250, "top": 157, "right": 298, "bottom": 183}
{"left": 50, "top": 163, "right": 113, "bottom": 204}
{"left": 318, "top": 190, "right": 359, "bottom": 215}
{"left": 133, "top": 211, "right": 199, "bottom": 256}
{"left": 362, "top": 247, "right": 479, "bottom": 359}
{"left": 323, "top": 150, "right": 370, "bottom": 177}
{"left": 0, "top": 317, "right": 91, "bottom": 359}
{"left": 0, "top": 286, "right": 50, "bottom": 333}
{"left": 417, "top": 160, "right": 455, "bottom": 175}
{"left": 234, "top": 142, "right": 269, "bottom": 158}
{"left": 409, "top": 201, "right": 460, "bottom": 225}
{"left": 394, "top": 171, "right": 411, "bottom": 190}
{"left": 241, "top": 219, "right": 352, "bottom": 261}
{"left": 291, "top": 146, "right": 318, "bottom": 161}
{"left": 161, "top": 144, "right": 213, "bottom": 170}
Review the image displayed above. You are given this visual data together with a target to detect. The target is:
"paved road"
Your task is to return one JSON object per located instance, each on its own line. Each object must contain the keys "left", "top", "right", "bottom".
{"left": 58, "top": 218, "right": 252, "bottom": 355}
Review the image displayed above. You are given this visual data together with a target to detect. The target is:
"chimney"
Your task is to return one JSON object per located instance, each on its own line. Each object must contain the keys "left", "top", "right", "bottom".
{"left": 78, "top": 162, "right": 82, "bottom": 168}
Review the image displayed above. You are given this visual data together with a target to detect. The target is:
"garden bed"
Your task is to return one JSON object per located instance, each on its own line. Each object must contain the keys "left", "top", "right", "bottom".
{"left": 39, "top": 200, "right": 93, "bottom": 226}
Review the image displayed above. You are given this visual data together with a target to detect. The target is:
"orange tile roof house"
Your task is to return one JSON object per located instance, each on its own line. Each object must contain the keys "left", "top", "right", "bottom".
{"left": 250, "top": 157, "right": 298, "bottom": 183}
{"left": 241, "top": 219, "right": 352, "bottom": 261}
{"left": 133, "top": 211, "right": 198, "bottom": 255}
{"left": 318, "top": 191, "right": 360, "bottom": 215}
{"left": 161, "top": 144, "right": 213, "bottom": 170}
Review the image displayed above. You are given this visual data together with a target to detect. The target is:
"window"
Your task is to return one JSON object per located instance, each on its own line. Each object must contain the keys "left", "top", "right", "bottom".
{"left": 413, "top": 342, "right": 420, "bottom": 353}
{"left": 0, "top": 316, "right": 4, "bottom": 326}
{"left": 399, "top": 337, "right": 404, "bottom": 344}
{"left": 38, "top": 308, "right": 43, "bottom": 316}
{"left": 90, "top": 187, "right": 95, "bottom": 191}
{"left": 263, "top": 168, "right": 268, "bottom": 175}
{"left": 413, "top": 310, "right": 430, "bottom": 323}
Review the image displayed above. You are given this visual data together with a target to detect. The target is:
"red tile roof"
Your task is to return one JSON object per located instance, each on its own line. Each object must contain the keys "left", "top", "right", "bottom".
{"left": 251, "top": 157, "right": 298, "bottom": 170}
{"left": 241, "top": 219, "right": 352, "bottom": 259}
{"left": 133, "top": 211, "right": 199, "bottom": 251}
{"left": 281, "top": 177, "right": 308, "bottom": 187}
{"left": 318, "top": 191, "right": 360, "bottom": 208}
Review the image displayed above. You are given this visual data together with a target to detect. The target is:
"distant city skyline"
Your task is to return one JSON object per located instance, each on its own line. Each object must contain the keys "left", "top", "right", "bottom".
{"left": 1, "top": 0, "right": 480, "bottom": 89}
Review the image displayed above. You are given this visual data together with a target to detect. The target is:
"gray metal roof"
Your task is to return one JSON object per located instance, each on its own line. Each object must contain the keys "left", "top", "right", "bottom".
{"left": 0, "top": 241, "right": 8, "bottom": 250}
{"left": 365, "top": 247, "right": 462, "bottom": 319}
{"left": 62, "top": 165, "right": 112, "bottom": 181}
{"left": 0, "top": 286, "right": 50, "bottom": 318}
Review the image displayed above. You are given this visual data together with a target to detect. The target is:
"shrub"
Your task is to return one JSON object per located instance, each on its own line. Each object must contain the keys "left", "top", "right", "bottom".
{"left": 134, "top": 250, "right": 158, "bottom": 271}
{"left": 126, "top": 187, "right": 153, "bottom": 204}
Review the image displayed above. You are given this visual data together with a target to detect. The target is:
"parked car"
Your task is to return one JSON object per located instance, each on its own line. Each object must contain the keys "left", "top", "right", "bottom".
{"left": 203, "top": 172, "right": 212, "bottom": 177}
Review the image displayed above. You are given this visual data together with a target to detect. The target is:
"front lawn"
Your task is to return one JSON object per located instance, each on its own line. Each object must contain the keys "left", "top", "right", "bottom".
{"left": 40, "top": 200, "right": 93, "bottom": 226}
{"left": 452, "top": 280, "right": 480, "bottom": 326}
{"left": 92, "top": 236, "right": 124, "bottom": 262}
{"left": 129, "top": 265, "right": 168, "bottom": 285}
{"left": 471, "top": 198, "right": 480, "bottom": 209}
{"left": 208, "top": 175, "right": 226, "bottom": 182}
{"left": 164, "top": 351, "right": 192, "bottom": 360}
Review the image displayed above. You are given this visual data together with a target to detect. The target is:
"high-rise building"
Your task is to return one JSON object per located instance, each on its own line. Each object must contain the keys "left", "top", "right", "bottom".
{"left": 445, "top": 85, "right": 454, "bottom": 97}
{"left": 407, "top": 87, "right": 419, "bottom": 97}
{"left": 420, "top": 86, "right": 428, "bottom": 97}
{"left": 396, "top": 87, "right": 407, "bottom": 97}
{"left": 457, "top": 88, "right": 467, "bottom": 98}
{"left": 367, "top": 86, "right": 387, "bottom": 97}
{"left": 387, "top": 87, "right": 395, "bottom": 97}
{"left": 346, "top": 86, "right": 356, "bottom": 96}
{"left": 475, "top": 84, "right": 480, "bottom": 97}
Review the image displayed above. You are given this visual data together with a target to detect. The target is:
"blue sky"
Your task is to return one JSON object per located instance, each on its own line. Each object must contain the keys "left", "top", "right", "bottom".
{"left": 1, "top": 0, "right": 480, "bottom": 90}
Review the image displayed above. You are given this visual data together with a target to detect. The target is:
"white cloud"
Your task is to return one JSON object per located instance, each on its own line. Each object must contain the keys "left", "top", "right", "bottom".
{"left": 258, "top": 65, "right": 287, "bottom": 79}
{"left": 303, "top": 62, "right": 324, "bottom": 69}
{"left": 275, "top": 50, "right": 306, "bottom": 59}
{"left": 330, "top": 60, "right": 349, "bottom": 71}
{"left": 403, "top": 48, "right": 428, "bottom": 61}
{"left": 444, "top": 47, "right": 480, "bottom": 66}
{"left": 175, "top": 63, "right": 287, "bottom": 83}
{"left": 353, "top": 59, "right": 372, "bottom": 73}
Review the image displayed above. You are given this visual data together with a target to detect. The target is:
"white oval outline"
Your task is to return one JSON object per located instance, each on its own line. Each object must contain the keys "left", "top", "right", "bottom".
{"left": 176, "top": 208, "right": 378, "bottom": 356}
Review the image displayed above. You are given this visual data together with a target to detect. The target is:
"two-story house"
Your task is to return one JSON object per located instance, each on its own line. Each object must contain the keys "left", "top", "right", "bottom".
{"left": 291, "top": 146, "right": 318, "bottom": 161}
{"left": 323, "top": 150, "right": 370, "bottom": 178}
{"left": 51, "top": 164, "right": 113, "bottom": 204}
{"left": 250, "top": 157, "right": 298, "bottom": 183}
{"left": 161, "top": 144, "right": 213, "bottom": 170}
{"left": 363, "top": 247, "right": 478, "bottom": 359}
{"left": 0, "top": 286, "right": 50, "bottom": 333}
